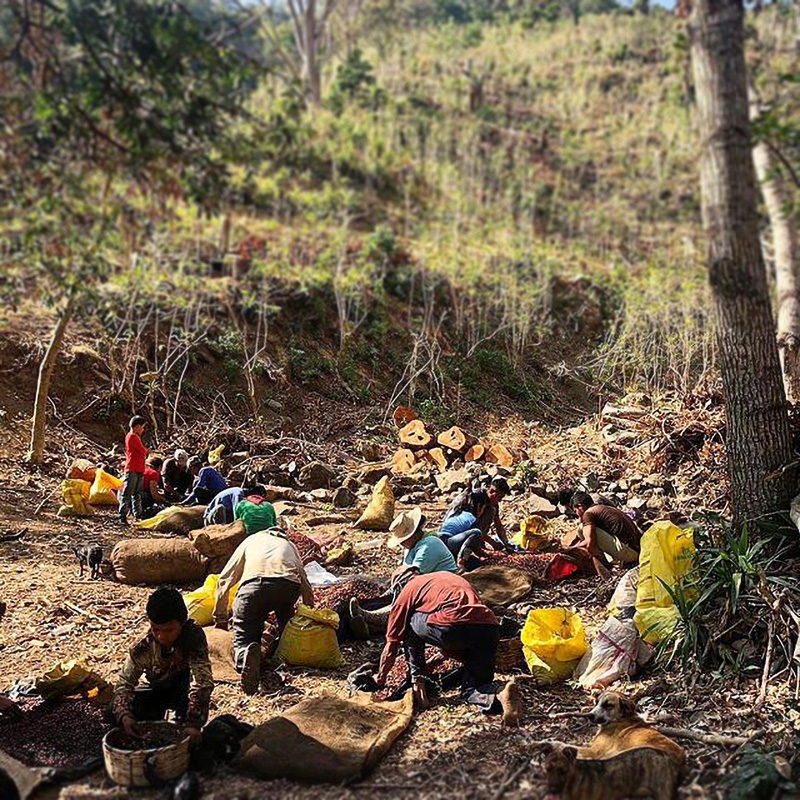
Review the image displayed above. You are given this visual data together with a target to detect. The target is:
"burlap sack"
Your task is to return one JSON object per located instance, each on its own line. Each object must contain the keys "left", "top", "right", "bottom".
{"left": 465, "top": 565, "right": 533, "bottom": 607}
{"left": 234, "top": 693, "right": 413, "bottom": 783}
{"left": 205, "top": 628, "right": 240, "bottom": 684}
{"left": 190, "top": 520, "right": 248, "bottom": 560}
{"left": 0, "top": 750, "right": 42, "bottom": 800}
{"left": 133, "top": 505, "right": 207, "bottom": 535}
{"left": 111, "top": 539, "right": 208, "bottom": 585}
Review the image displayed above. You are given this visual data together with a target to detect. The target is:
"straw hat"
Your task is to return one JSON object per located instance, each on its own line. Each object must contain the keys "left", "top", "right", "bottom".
{"left": 387, "top": 507, "right": 424, "bottom": 548}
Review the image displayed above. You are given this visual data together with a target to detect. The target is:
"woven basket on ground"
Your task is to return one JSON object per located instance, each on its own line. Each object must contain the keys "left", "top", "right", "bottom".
{"left": 496, "top": 636, "right": 524, "bottom": 671}
{"left": 103, "top": 721, "right": 190, "bottom": 787}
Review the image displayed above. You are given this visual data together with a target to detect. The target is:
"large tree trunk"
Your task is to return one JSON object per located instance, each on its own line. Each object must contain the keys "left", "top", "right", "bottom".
{"left": 750, "top": 96, "right": 800, "bottom": 403}
{"left": 27, "top": 296, "right": 76, "bottom": 464}
{"left": 689, "top": 0, "right": 794, "bottom": 525}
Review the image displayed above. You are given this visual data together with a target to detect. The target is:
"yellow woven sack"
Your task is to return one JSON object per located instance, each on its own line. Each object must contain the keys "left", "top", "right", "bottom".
{"left": 184, "top": 574, "right": 238, "bottom": 626}
{"left": 61, "top": 479, "right": 93, "bottom": 516}
{"left": 521, "top": 608, "right": 587, "bottom": 683}
{"left": 512, "top": 516, "right": 549, "bottom": 550}
{"left": 275, "top": 604, "right": 344, "bottom": 668}
{"left": 634, "top": 521, "right": 695, "bottom": 644}
{"left": 355, "top": 476, "right": 395, "bottom": 531}
{"left": 89, "top": 468, "right": 123, "bottom": 506}
{"left": 209, "top": 444, "right": 225, "bottom": 465}
{"left": 133, "top": 505, "right": 182, "bottom": 529}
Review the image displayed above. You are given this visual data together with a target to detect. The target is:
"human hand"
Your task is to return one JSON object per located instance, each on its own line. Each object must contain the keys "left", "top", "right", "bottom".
{"left": 121, "top": 715, "right": 143, "bottom": 739}
{"left": 184, "top": 726, "right": 203, "bottom": 747}
{"left": 373, "top": 673, "right": 386, "bottom": 689}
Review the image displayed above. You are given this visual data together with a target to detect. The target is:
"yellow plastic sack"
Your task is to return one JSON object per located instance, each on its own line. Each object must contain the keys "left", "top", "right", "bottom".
{"left": 208, "top": 444, "right": 225, "bottom": 465}
{"left": 521, "top": 608, "right": 587, "bottom": 683}
{"left": 634, "top": 521, "right": 695, "bottom": 644}
{"left": 275, "top": 604, "right": 344, "bottom": 668}
{"left": 61, "top": 479, "right": 93, "bottom": 516}
{"left": 35, "top": 660, "right": 111, "bottom": 703}
{"left": 184, "top": 574, "right": 238, "bottom": 627}
{"left": 133, "top": 505, "right": 183, "bottom": 529}
{"left": 89, "top": 468, "right": 123, "bottom": 506}
{"left": 355, "top": 476, "right": 395, "bottom": 531}
{"left": 512, "top": 516, "right": 550, "bottom": 550}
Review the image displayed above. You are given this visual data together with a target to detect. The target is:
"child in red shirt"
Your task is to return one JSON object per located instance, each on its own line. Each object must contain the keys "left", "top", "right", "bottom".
{"left": 120, "top": 415, "right": 149, "bottom": 524}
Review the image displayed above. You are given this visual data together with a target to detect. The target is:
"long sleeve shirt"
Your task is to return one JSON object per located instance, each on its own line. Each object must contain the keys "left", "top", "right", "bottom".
{"left": 213, "top": 532, "right": 310, "bottom": 623}
{"left": 125, "top": 433, "right": 149, "bottom": 473}
{"left": 111, "top": 620, "right": 213, "bottom": 727}
{"left": 184, "top": 467, "right": 227, "bottom": 505}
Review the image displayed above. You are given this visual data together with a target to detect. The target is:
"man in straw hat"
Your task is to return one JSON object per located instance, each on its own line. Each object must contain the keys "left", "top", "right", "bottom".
{"left": 372, "top": 570, "right": 521, "bottom": 725}
{"left": 349, "top": 508, "right": 457, "bottom": 639}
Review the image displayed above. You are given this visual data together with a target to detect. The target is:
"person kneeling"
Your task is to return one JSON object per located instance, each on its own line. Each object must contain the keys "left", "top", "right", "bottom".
{"left": 373, "top": 571, "right": 520, "bottom": 725}
{"left": 213, "top": 530, "right": 314, "bottom": 695}
{"left": 111, "top": 587, "right": 213, "bottom": 746}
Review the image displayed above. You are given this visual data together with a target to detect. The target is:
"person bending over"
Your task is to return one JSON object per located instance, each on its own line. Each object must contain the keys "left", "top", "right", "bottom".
{"left": 214, "top": 530, "right": 313, "bottom": 695}
{"left": 373, "top": 571, "right": 520, "bottom": 725}
{"left": 183, "top": 457, "right": 227, "bottom": 506}
{"left": 349, "top": 507, "right": 457, "bottom": 638}
{"left": 438, "top": 490, "right": 496, "bottom": 571}
{"left": 565, "top": 491, "right": 642, "bottom": 579}
{"left": 445, "top": 477, "right": 512, "bottom": 554}
{"left": 111, "top": 587, "right": 213, "bottom": 746}
{"left": 163, "top": 449, "right": 192, "bottom": 502}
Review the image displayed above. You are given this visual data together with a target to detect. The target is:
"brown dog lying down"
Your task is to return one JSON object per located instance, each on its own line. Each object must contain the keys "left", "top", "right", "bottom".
{"left": 544, "top": 745, "right": 682, "bottom": 800}
{"left": 541, "top": 691, "right": 687, "bottom": 800}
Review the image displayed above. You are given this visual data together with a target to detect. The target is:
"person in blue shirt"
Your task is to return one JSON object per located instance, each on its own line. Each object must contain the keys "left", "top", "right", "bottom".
{"left": 183, "top": 457, "right": 227, "bottom": 506}
{"left": 348, "top": 507, "right": 457, "bottom": 639}
{"left": 438, "top": 490, "right": 492, "bottom": 571}
{"left": 203, "top": 486, "right": 246, "bottom": 526}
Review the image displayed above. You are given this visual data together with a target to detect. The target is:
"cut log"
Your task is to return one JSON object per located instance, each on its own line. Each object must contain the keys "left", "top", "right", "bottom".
{"left": 391, "top": 448, "right": 417, "bottom": 475}
{"left": 398, "top": 420, "right": 432, "bottom": 448}
{"left": 393, "top": 406, "right": 418, "bottom": 428}
{"left": 436, "top": 426, "right": 472, "bottom": 453}
{"left": 485, "top": 443, "right": 514, "bottom": 467}
{"left": 465, "top": 443, "right": 485, "bottom": 462}
{"left": 428, "top": 447, "right": 448, "bottom": 473}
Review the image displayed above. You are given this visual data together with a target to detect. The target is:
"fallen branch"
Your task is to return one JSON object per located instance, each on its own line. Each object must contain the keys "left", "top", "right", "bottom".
{"left": 655, "top": 726, "right": 763, "bottom": 747}
{"left": 490, "top": 758, "right": 530, "bottom": 800}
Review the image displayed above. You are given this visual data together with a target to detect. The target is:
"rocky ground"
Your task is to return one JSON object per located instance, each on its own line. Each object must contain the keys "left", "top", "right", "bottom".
{"left": 0, "top": 394, "right": 796, "bottom": 799}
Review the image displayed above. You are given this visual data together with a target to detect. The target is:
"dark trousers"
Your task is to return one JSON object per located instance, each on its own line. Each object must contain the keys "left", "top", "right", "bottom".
{"left": 119, "top": 472, "right": 144, "bottom": 521}
{"left": 131, "top": 671, "right": 190, "bottom": 722}
{"left": 192, "top": 487, "right": 216, "bottom": 505}
{"left": 403, "top": 612, "right": 501, "bottom": 712}
{"left": 231, "top": 577, "right": 301, "bottom": 670}
{"left": 439, "top": 529, "right": 483, "bottom": 569}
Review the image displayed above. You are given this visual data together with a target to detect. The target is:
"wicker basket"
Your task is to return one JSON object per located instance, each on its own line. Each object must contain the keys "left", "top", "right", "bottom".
{"left": 496, "top": 636, "right": 524, "bottom": 671}
{"left": 103, "top": 721, "right": 190, "bottom": 787}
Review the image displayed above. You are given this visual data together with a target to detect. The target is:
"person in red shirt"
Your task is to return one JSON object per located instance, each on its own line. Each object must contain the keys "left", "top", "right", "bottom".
{"left": 119, "top": 416, "right": 149, "bottom": 525}
{"left": 142, "top": 456, "right": 166, "bottom": 517}
{"left": 374, "top": 572, "right": 520, "bottom": 725}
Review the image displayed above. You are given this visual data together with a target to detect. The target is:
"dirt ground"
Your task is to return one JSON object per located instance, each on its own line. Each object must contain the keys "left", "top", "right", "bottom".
{"left": 0, "top": 472, "right": 794, "bottom": 800}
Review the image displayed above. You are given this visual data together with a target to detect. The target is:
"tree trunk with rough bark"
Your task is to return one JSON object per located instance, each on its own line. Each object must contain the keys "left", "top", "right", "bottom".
{"left": 750, "top": 95, "right": 800, "bottom": 404}
{"left": 27, "top": 296, "right": 76, "bottom": 464}
{"left": 689, "top": 0, "right": 794, "bottom": 525}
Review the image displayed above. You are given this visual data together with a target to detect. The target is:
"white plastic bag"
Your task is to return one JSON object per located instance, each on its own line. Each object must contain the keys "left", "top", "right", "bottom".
{"left": 575, "top": 616, "right": 652, "bottom": 689}
{"left": 608, "top": 567, "right": 639, "bottom": 614}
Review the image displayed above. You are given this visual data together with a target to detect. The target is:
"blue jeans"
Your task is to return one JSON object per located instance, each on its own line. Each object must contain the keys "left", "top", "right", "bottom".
{"left": 119, "top": 472, "right": 144, "bottom": 521}
{"left": 439, "top": 529, "right": 483, "bottom": 569}
{"left": 403, "top": 612, "right": 501, "bottom": 713}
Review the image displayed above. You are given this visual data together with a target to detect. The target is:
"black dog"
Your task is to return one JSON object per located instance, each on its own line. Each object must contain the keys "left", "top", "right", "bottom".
{"left": 74, "top": 545, "right": 103, "bottom": 579}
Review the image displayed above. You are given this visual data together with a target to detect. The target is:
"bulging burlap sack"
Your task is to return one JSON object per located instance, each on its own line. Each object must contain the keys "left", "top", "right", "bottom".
{"left": 189, "top": 520, "right": 248, "bottom": 560}
{"left": 133, "top": 505, "right": 207, "bottom": 535}
{"left": 465, "top": 565, "right": 534, "bottom": 607}
{"left": 111, "top": 538, "right": 208, "bottom": 585}
{"left": 354, "top": 476, "right": 395, "bottom": 531}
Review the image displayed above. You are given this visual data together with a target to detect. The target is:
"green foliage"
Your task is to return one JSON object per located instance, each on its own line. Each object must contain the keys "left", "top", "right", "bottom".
{"left": 721, "top": 747, "right": 797, "bottom": 800}
{"left": 330, "top": 49, "right": 381, "bottom": 113}
{"left": 289, "top": 346, "right": 334, "bottom": 383}
{"left": 658, "top": 517, "right": 799, "bottom": 670}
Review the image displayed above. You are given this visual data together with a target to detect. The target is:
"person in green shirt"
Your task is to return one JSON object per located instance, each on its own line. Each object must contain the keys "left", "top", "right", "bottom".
{"left": 234, "top": 492, "right": 278, "bottom": 534}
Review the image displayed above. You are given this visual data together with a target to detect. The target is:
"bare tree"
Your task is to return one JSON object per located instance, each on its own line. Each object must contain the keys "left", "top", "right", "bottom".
{"left": 261, "top": 0, "right": 343, "bottom": 104}
{"left": 689, "top": 0, "right": 794, "bottom": 524}
{"left": 750, "top": 90, "right": 800, "bottom": 404}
